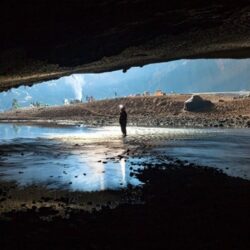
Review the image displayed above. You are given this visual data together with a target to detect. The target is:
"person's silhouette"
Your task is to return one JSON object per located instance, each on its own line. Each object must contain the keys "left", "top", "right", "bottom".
{"left": 119, "top": 105, "right": 127, "bottom": 137}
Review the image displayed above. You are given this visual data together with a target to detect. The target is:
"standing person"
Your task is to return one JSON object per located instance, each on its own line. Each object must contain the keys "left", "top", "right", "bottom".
{"left": 119, "top": 105, "right": 127, "bottom": 137}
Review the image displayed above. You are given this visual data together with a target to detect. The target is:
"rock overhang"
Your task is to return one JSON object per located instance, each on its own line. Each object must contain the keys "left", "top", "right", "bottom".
{"left": 0, "top": 0, "right": 250, "bottom": 91}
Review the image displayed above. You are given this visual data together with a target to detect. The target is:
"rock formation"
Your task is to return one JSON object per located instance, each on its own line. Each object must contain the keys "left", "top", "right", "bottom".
{"left": 0, "top": 0, "right": 250, "bottom": 91}
{"left": 184, "top": 95, "right": 214, "bottom": 111}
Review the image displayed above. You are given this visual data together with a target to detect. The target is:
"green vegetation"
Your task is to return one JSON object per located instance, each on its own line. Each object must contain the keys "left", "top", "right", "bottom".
{"left": 12, "top": 99, "right": 19, "bottom": 109}
{"left": 31, "top": 101, "right": 48, "bottom": 108}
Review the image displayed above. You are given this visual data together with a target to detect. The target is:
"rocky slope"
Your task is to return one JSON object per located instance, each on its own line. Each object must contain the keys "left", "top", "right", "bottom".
{"left": 1, "top": 95, "right": 250, "bottom": 128}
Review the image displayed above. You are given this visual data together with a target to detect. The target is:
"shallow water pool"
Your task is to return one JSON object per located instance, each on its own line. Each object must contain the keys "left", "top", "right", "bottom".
{"left": 0, "top": 123, "right": 249, "bottom": 191}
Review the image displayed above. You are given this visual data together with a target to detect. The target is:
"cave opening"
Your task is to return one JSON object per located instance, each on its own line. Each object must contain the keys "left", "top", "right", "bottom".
{"left": 1, "top": 0, "right": 250, "bottom": 248}
{"left": 0, "top": 60, "right": 250, "bottom": 249}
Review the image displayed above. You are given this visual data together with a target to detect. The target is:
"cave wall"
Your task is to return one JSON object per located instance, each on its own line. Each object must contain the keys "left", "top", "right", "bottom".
{"left": 0, "top": 0, "right": 250, "bottom": 91}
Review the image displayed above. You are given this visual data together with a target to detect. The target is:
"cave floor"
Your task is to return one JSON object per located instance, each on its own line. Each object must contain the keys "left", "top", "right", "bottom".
{"left": 0, "top": 124, "right": 250, "bottom": 249}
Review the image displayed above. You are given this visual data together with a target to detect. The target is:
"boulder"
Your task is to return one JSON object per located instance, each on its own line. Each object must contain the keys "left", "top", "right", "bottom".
{"left": 184, "top": 95, "right": 213, "bottom": 112}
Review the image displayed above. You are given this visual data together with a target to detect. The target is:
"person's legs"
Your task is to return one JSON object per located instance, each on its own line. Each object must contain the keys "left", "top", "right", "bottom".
{"left": 121, "top": 125, "right": 127, "bottom": 136}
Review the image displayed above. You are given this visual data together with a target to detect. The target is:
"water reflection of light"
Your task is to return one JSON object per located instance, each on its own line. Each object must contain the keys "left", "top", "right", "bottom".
{"left": 45, "top": 126, "right": 222, "bottom": 144}
{"left": 65, "top": 155, "right": 106, "bottom": 191}
{"left": 120, "top": 158, "right": 126, "bottom": 185}
{"left": 2, "top": 124, "right": 242, "bottom": 192}
{"left": 99, "top": 162, "right": 105, "bottom": 191}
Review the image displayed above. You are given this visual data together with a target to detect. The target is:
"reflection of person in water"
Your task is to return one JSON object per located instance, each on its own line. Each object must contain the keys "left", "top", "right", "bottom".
{"left": 119, "top": 105, "right": 127, "bottom": 137}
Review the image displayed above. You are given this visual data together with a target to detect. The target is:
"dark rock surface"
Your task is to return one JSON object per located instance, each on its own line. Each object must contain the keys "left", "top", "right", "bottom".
{"left": 184, "top": 95, "right": 214, "bottom": 111}
{"left": 0, "top": 0, "right": 250, "bottom": 91}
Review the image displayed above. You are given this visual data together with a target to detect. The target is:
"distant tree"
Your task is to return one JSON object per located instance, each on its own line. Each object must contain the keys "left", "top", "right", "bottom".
{"left": 12, "top": 99, "right": 19, "bottom": 109}
{"left": 30, "top": 101, "right": 48, "bottom": 107}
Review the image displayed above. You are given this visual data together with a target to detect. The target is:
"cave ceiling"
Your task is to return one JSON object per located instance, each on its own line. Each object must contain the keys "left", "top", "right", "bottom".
{"left": 0, "top": 0, "right": 250, "bottom": 91}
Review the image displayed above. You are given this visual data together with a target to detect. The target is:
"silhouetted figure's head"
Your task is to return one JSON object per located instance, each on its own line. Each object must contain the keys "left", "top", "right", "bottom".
{"left": 119, "top": 104, "right": 125, "bottom": 111}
